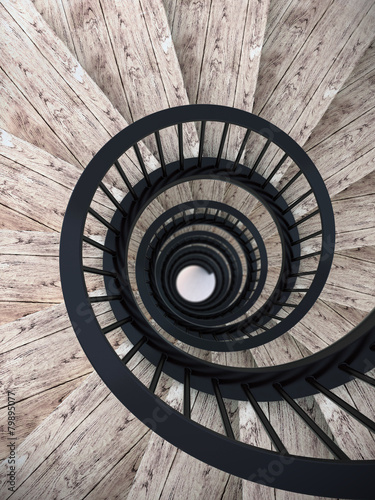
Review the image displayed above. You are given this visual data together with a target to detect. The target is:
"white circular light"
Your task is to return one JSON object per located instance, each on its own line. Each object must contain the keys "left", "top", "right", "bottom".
{"left": 176, "top": 265, "right": 216, "bottom": 303}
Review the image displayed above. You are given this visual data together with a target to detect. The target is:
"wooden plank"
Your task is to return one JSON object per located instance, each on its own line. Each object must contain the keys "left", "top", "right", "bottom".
{"left": 127, "top": 381, "right": 186, "bottom": 500}
{"left": 306, "top": 67, "right": 375, "bottom": 151}
{"left": 0, "top": 230, "right": 101, "bottom": 260}
{"left": 0, "top": 254, "right": 103, "bottom": 303}
{"left": 84, "top": 431, "right": 151, "bottom": 499}
{"left": 0, "top": 302, "right": 51, "bottom": 327}
{"left": 163, "top": 0, "right": 177, "bottom": 28}
{"left": 0, "top": 128, "right": 117, "bottom": 212}
{"left": 97, "top": 0, "right": 198, "bottom": 164}
{"left": 0, "top": 230, "right": 61, "bottom": 256}
{"left": 1, "top": 0, "right": 155, "bottom": 178}
{"left": 247, "top": 0, "right": 375, "bottom": 176}
{"left": 325, "top": 254, "right": 375, "bottom": 296}
{"left": 168, "top": 0, "right": 212, "bottom": 103}
{"left": 0, "top": 375, "right": 86, "bottom": 460}
{"left": 0, "top": 67, "right": 77, "bottom": 166}
{"left": 0, "top": 339, "right": 142, "bottom": 499}
{"left": 0, "top": 300, "right": 106, "bottom": 354}
{"left": 171, "top": 0, "right": 269, "bottom": 157}
{"left": 297, "top": 299, "right": 359, "bottom": 348}
{"left": 341, "top": 40, "right": 375, "bottom": 90}
{"left": 0, "top": 309, "right": 124, "bottom": 404}
{"left": 160, "top": 391, "right": 230, "bottom": 499}
{"left": 316, "top": 284, "right": 374, "bottom": 312}
{"left": 0, "top": 156, "right": 111, "bottom": 234}
{"left": 59, "top": 0, "right": 132, "bottom": 122}
{"left": 263, "top": 0, "right": 293, "bottom": 45}
{"left": 337, "top": 246, "right": 375, "bottom": 264}
{"left": 321, "top": 300, "right": 369, "bottom": 327}
{"left": 31, "top": 0, "right": 77, "bottom": 56}
{"left": 333, "top": 170, "right": 375, "bottom": 201}
{"left": 3, "top": 358, "right": 153, "bottom": 500}
{"left": 253, "top": 0, "right": 333, "bottom": 117}
{"left": 0, "top": 203, "right": 50, "bottom": 232}
{"left": 239, "top": 397, "right": 275, "bottom": 499}
{"left": 234, "top": 0, "right": 271, "bottom": 102}
{"left": 314, "top": 385, "right": 375, "bottom": 459}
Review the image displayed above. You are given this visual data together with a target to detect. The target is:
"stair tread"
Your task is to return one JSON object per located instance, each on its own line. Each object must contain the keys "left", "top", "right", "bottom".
{"left": 337, "top": 246, "right": 375, "bottom": 264}
{"left": 32, "top": 0, "right": 77, "bottom": 57}
{"left": 0, "top": 342, "right": 148, "bottom": 500}
{"left": 0, "top": 374, "right": 86, "bottom": 461}
{"left": 253, "top": 0, "right": 375, "bottom": 151}
{"left": 0, "top": 301, "right": 52, "bottom": 327}
{"left": 0, "top": 0, "right": 159, "bottom": 180}
{"left": 169, "top": 0, "right": 269, "bottom": 158}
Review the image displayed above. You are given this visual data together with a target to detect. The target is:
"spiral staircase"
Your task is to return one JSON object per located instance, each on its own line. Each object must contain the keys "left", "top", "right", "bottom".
{"left": 0, "top": 1, "right": 374, "bottom": 499}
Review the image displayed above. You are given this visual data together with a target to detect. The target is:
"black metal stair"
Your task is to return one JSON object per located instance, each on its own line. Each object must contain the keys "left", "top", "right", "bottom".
{"left": 60, "top": 105, "right": 375, "bottom": 499}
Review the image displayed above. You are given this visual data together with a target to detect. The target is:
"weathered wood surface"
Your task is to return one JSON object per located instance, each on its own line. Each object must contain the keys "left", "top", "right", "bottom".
{"left": 0, "top": 154, "right": 116, "bottom": 234}
{"left": 314, "top": 383, "right": 375, "bottom": 459}
{"left": 127, "top": 382, "right": 186, "bottom": 500}
{"left": 34, "top": 0, "right": 199, "bottom": 158}
{"left": 84, "top": 431, "right": 151, "bottom": 500}
{"left": 0, "top": 375, "right": 86, "bottom": 460}
{"left": 54, "top": 0, "right": 132, "bottom": 122}
{"left": 342, "top": 40, "right": 375, "bottom": 90}
{"left": 6, "top": 361, "right": 152, "bottom": 500}
{"left": 170, "top": 0, "right": 269, "bottom": 158}
{"left": 239, "top": 56, "right": 375, "bottom": 228}
{"left": 31, "top": 0, "right": 77, "bottom": 56}
{"left": 0, "top": 301, "right": 51, "bottom": 327}
{"left": 240, "top": 398, "right": 274, "bottom": 500}
{"left": 0, "top": 301, "right": 69, "bottom": 354}
{"left": 0, "top": 202, "right": 49, "bottom": 232}
{"left": 0, "top": 0, "right": 156, "bottom": 179}
{"left": 158, "top": 391, "right": 231, "bottom": 499}
{"left": 98, "top": 0, "right": 198, "bottom": 162}
{"left": 168, "top": 0, "right": 212, "bottom": 104}
{"left": 249, "top": 0, "right": 375, "bottom": 170}
{"left": 0, "top": 343, "right": 149, "bottom": 500}
{"left": 332, "top": 170, "right": 375, "bottom": 202}
{"left": 0, "top": 254, "right": 104, "bottom": 303}
{"left": 0, "top": 309, "right": 123, "bottom": 404}
{"left": 338, "top": 246, "right": 375, "bottom": 264}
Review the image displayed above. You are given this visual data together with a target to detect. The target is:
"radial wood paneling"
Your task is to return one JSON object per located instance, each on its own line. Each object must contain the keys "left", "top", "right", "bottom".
{"left": 0, "top": 0, "right": 374, "bottom": 498}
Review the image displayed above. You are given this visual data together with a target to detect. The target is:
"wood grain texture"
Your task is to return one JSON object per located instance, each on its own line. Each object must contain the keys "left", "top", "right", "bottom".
{"left": 5, "top": 360, "right": 153, "bottom": 500}
{"left": 0, "top": 302, "right": 52, "bottom": 327}
{"left": 159, "top": 392, "right": 230, "bottom": 500}
{"left": 98, "top": 0, "right": 198, "bottom": 163}
{"left": 0, "top": 300, "right": 108, "bottom": 354}
{"left": 0, "top": 66, "right": 77, "bottom": 166}
{"left": 169, "top": 0, "right": 212, "bottom": 104}
{"left": 239, "top": 398, "right": 274, "bottom": 499}
{"left": 314, "top": 384, "right": 375, "bottom": 459}
{"left": 342, "top": 40, "right": 375, "bottom": 90}
{"left": 127, "top": 382, "right": 186, "bottom": 500}
{"left": 246, "top": 0, "right": 375, "bottom": 176}
{"left": 331, "top": 170, "right": 375, "bottom": 202}
{"left": 170, "top": 0, "right": 269, "bottom": 158}
{"left": 59, "top": 0, "right": 132, "bottom": 122}
{"left": 0, "top": 375, "right": 86, "bottom": 460}
{"left": 84, "top": 431, "right": 151, "bottom": 500}
{"left": 0, "top": 341, "right": 145, "bottom": 499}
{"left": 31, "top": 0, "right": 77, "bottom": 56}
{"left": 0, "top": 155, "right": 114, "bottom": 234}
{"left": 0, "top": 254, "right": 104, "bottom": 303}
{"left": 0, "top": 202, "right": 50, "bottom": 232}
{"left": 1, "top": 0, "right": 154, "bottom": 179}
{"left": 337, "top": 246, "right": 375, "bottom": 265}
{"left": 0, "top": 309, "right": 123, "bottom": 403}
